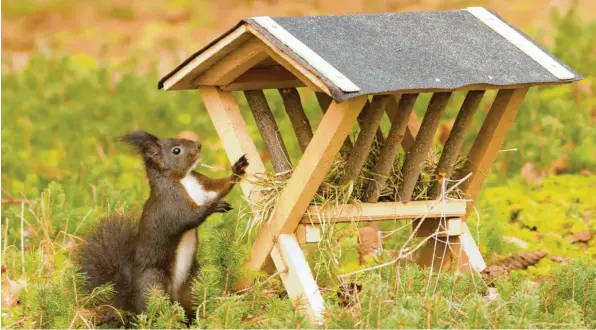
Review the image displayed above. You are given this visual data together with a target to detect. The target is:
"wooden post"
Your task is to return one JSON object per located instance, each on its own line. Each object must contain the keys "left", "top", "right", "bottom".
{"left": 244, "top": 90, "right": 293, "bottom": 173}
{"left": 315, "top": 92, "right": 353, "bottom": 157}
{"left": 357, "top": 101, "right": 386, "bottom": 147}
{"left": 429, "top": 90, "right": 484, "bottom": 199}
{"left": 340, "top": 95, "right": 391, "bottom": 185}
{"left": 417, "top": 237, "right": 452, "bottom": 271}
{"left": 447, "top": 223, "right": 487, "bottom": 272}
{"left": 242, "top": 96, "right": 368, "bottom": 273}
{"left": 461, "top": 88, "right": 528, "bottom": 204}
{"left": 364, "top": 94, "right": 418, "bottom": 202}
{"left": 271, "top": 234, "right": 325, "bottom": 324}
{"left": 401, "top": 112, "right": 421, "bottom": 152}
{"left": 279, "top": 88, "right": 313, "bottom": 153}
{"left": 398, "top": 92, "right": 452, "bottom": 202}
{"left": 198, "top": 87, "right": 266, "bottom": 201}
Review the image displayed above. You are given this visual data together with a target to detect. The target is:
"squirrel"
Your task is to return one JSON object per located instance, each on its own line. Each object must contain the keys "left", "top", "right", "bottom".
{"left": 77, "top": 130, "right": 249, "bottom": 319}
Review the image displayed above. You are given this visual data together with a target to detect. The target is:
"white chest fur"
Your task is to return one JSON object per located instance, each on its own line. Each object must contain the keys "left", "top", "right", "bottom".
{"left": 180, "top": 174, "right": 218, "bottom": 206}
{"left": 171, "top": 174, "right": 217, "bottom": 292}
{"left": 172, "top": 229, "right": 196, "bottom": 291}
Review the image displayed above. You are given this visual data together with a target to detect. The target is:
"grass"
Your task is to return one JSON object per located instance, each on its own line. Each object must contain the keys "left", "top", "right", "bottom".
{"left": 1, "top": 5, "right": 595, "bottom": 330}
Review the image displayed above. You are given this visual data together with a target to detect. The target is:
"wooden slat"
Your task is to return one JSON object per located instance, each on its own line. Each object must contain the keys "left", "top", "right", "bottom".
{"left": 364, "top": 94, "right": 418, "bottom": 202}
{"left": 413, "top": 218, "right": 463, "bottom": 237}
{"left": 278, "top": 88, "right": 313, "bottom": 153}
{"left": 385, "top": 95, "right": 420, "bottom": 152}
{"left": 270, "top": 234, "right": 325, "bottom": 324}
{"left": 461, "top": 88, "right": 528, "bottom": 203}
{"left": 223, "top": 65, "right": 305, "bottom": 91}
{"left": 193, "top": 38, "right": 269, "bottom": 86}
{"left": 198, "top": 87, "right": 266, "bottom": 202}
{"left": 243, "top": 96, "right": 367, "bottom": 272}
{"left": 315, "top": 92, "right": 353, "bottom": 157}
{"left": 300, "top": 200, "right": 466, "bottom": 224}
{"left": 163, "top": 25, "right": 251, "bottom": 90}
{"left": 429, "top": 90, "right": 485, "bottom": 198}
{"left": 340, "top": 95, "right": 391, "bottom": 185}
{"left": 401, "top": 112, "right": 420, "bottom": 152}
{"left": 297, "top": 218, "right": 461, "bottom": 245}
{"left": 244, "top": 90, "right": 292, "bottom": 173}
{"left": 247, "top": 25, "right": 330, "bottom": 94}
{"left": 357, "top": 100, "right": 386, "bottom": 146}
{"left": 398, "top": 92, "right": 452, "bottom": 202}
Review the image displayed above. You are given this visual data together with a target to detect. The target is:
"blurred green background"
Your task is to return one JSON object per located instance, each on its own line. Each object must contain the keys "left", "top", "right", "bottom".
{"left": 1, "top": 0, "right": 595, "bottom": 328}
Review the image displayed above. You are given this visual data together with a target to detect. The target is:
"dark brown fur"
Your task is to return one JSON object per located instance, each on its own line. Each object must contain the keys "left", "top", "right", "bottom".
{"left": 77, "top": 130, "right": 248, "bottom": 319}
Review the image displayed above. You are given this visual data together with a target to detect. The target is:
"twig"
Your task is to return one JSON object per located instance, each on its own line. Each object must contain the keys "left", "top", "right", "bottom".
{"left": 338, "top": 230, "right": 450, "bottom": 279}
{"left": 443, "top": 172, "right": 472, "bottom": 196}
{"left": 2, "top": 199, "right": 36, "bottom": 205}
{"left": 20, "top": 202, "right": 26, "bottom": 277}
{"left": 236, "top": 270, "right": 286, "bottom": 294}
{"left": 73, "top": 209, "right": 93, "bottom": 236}
{"left": 3, "top": 217, "right": 10, "bottom": 264}
{"left": 1, "top": 188, "right": 16, "bottom": 199}
{"left": 3, "top": 318, "right": 25, "bottom": 329}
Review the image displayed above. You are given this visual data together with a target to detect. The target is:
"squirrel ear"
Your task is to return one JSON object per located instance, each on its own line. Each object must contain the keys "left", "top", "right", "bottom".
{"left": 144, "top": 142, "right": 164, "bottom": 168}
{"left": 121, "top": 130, "right": 164, "bottom": 167}
{"left": 121, "top": 130, "right": 159, "bottom": 151}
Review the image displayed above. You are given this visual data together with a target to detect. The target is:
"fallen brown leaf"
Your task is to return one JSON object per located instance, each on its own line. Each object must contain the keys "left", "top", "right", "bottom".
{"left": 550, "top": 255, "right": 573, "bottom": 263}
{"left": 1, "top": 269, "right": 22, "bottom": 309}
{"left": 569, "top": 231, "right": 592, "bottom": 244}
{"left": 357, "top": 225, "right": 382, "bottom": 265}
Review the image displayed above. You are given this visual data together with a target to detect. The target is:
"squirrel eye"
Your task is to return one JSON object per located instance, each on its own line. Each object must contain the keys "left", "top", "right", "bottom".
{"left": 172, "top": 147, "right": 181, "bottom": 155}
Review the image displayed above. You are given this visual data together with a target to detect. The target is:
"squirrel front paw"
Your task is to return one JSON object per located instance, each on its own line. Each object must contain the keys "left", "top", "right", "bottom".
{"left": 214, "top": 201, "right": 233, "bottom": 213}
{"left": 232, "top": 155, "right": 249, "bottom": 177}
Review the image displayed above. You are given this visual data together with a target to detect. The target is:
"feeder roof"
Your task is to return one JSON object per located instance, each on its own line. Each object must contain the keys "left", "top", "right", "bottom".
{"left": 158, "top": 7, "right": 582, "bottom": 102}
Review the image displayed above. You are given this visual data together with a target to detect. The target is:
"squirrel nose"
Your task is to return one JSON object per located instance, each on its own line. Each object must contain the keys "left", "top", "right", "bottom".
{"left": 195, "top": 142, "right": 202, "bottom": 151}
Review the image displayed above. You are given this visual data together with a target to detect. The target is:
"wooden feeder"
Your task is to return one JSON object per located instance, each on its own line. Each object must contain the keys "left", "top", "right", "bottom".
{"left": 158, "top": 8, "right": 581, "bottom": 323}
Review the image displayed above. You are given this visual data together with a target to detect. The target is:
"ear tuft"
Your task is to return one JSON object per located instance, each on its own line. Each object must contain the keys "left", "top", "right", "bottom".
{"left": 121, "top": 131, "right": 164, "bottom": 168}
{"left": 121, "top": 131, "right": 159, "bottom": 153}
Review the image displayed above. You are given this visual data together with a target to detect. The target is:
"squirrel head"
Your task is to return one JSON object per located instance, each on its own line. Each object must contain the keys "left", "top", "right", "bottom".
{"left": 121, "top": 130, "right": 202, "bottom": 179}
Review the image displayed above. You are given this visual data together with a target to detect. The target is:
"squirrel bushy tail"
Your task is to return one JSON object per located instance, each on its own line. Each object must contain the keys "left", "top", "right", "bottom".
{"left": 77, "top": 212, "right": 138, "bottom": 311}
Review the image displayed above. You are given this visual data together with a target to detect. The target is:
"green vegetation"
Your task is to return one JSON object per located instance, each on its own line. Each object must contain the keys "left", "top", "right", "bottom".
{"left": 1, "top": 6, "right": 595, "bottom": 329}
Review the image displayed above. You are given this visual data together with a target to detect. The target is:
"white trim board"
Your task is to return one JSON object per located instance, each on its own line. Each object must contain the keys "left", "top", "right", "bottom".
{"left": 251, "top": 16, "right": 361, "bottom": 92}
{"left": 162, "top": 25, "right": 250, "bottom": 90}
{"left": 466, "top": 7, "right": 574, "bottom": 80}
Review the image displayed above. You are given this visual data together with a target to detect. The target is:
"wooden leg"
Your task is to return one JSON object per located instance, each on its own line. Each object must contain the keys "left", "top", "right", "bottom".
{"left": 448, "top": 223, "right": 486, "bottom": 272}
{"left": 198, "top": 87, "right": 266, "bottom": 202}
{"left": 417, "top": 237, "right": 451, "bottom": 271}
{"left": 271, "top": 234, "right": 325, "bottom": 325}
{"left": 243, "top": 96, "right": 368, "bottom": 272}
{"left": 200, "top": 87, "right": 276, "bottom": 290}
{"left": 416, "top": 220, "right": 485, "bottom": 273}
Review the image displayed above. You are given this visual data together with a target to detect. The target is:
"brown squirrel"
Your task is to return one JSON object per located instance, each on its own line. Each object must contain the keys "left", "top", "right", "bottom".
{"left": 77, "top": 131, "right": 248, "bottom": 318}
